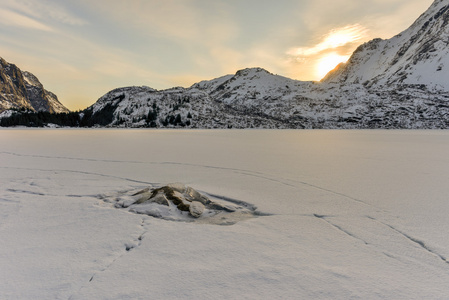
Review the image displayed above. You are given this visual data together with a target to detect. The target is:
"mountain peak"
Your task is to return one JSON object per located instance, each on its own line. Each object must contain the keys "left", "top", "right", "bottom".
{"left": 234, "top": 67, "right": 271, "bottom": 77}
{"left": 322, "top": 0, "right": 449, "bottom": 90}
{"left": 0, "top": 56, "right": 69, "bottom": 113}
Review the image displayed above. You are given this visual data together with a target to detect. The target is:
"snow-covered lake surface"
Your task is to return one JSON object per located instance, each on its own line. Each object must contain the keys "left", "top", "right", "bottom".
{"left": 1, "top": 129, "right": 449, "bottom": 299}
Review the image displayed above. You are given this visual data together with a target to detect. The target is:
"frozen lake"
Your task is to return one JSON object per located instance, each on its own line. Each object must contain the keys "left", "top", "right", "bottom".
{"left": 1, "top": 129, "right": 449, "bottom": 299}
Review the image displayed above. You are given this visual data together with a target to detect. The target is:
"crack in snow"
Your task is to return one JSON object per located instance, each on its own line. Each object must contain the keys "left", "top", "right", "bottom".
{"left": 381, "top": 222, "right": 449, "bottom": 266}
{"left": 68, "top": 218, "right": 148, "bottom": 300}
{"left": 0, "top": 166, "right": 154, "bottom": 185}
{"left": 1, "top": 151, "right": 375, "bottom": 210}
{"left": 0, "top": 151, "right": 146, "bottom": 164}
{"left": 302, "top": 183, "right": 372, "bottom": 207}
{"left": 313, "top": 214, "right": 369, "bottom": 245}
{"left": 6, "top": 188, "right": 45, "bottom": 196}
{"left": 0, "top": 197, "right": 20, "bottom": 203}
{"left": 89, "top": 218, "right": 147, "bottom": 282}
{"left": 365, "top": 216, "right": 449, "bottom": 266}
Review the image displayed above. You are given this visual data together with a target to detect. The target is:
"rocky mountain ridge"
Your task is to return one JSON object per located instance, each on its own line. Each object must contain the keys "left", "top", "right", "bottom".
{"left": 323, "top": 0, "right": 449, "bottom": 90}
{"left": 77, "top": 0, "right": 449, "bottom": 129}
{"left": 0, "top": 57, "right": 68, "bottom": 113}
{"left": 2, "top": 0, "right": 449, "bottom": 129}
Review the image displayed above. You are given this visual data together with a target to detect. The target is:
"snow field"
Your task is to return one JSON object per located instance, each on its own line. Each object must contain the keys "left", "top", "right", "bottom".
{"left": 1, "top": 129, "right": 449, "bottom": 299}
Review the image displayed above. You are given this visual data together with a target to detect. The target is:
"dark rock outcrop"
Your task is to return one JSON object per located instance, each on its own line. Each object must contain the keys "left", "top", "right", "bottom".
{"left": 104, "top": 183, "right": 259, "bottom": 225}
{"left": 0, "top": 57, "right": 69, "bottom": 113}
{"left": 0, "top": 58, "right": 31, "bottom": 111}
{"left": 131, "top": 184, "right": 225, "bottom": 218}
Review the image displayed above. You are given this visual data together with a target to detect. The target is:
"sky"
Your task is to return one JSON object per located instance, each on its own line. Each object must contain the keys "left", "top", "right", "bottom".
{"left": 0, "top": 0, "right": 434, "bottom": 111}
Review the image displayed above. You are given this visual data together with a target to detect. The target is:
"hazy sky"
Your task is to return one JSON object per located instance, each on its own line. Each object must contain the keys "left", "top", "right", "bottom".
{"left": 0, "top": 0, "right": 434, "bottom": 110}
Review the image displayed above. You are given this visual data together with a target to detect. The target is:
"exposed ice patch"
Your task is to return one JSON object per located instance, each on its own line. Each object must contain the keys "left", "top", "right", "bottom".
{"left": 100, "top": 183, "right": 260, "bottom": 225}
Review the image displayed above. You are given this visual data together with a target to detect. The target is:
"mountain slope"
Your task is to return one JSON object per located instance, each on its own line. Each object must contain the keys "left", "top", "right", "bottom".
{"left": 3, "top": 0, "right": 449, "bottom": 128}
{"left": 23, "top": 71, "right": 69, "bottom": 113}
{"left": 82, "top": 84, "right": 290, "bottom": 128}
{"left": 323, "top": 0, "right": 449, "bottom": 90}
{"left": 0, "top": 57, "right": 69, "bottom": 113}
{"left": 84, "top": 63, "right": 449, "bottom": 129}
{"left": 81, "top": 1, "right": 449, "bottom": 129}
{"left": 0, "top": 57, "right": 31, "bottom": 112}
{"left": 192, "top": 68, "right": 315, "bottom": 121}
{"left": 84, "top": 68, "right": 330, "bottom": 129}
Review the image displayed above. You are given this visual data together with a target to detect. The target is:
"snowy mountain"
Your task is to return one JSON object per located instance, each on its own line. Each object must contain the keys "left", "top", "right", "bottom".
{"left": 193, "top": 68, "right": 316, "bottom": 124}
{"left": 86, "top": 67, "right": 449, "bottom": 129}
{"left": 0, "top": 57, "right": 69, "bottom": 113}
{"left": 81, "top": 1, "right": 449, "bottom": 129}
{"left": 2, "top": 0, "right": 448, "bottom": 128}
{"left": 22, "top": 71, "right": 69, "bottom": 113}
{"left": 82, "top": 83, "right": 289, "bottom": 128}
{"left": 323, "top": 0, "right": 449, "bottom": 91}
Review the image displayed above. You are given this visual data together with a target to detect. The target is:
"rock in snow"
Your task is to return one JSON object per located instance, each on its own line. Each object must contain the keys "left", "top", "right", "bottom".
{"left": 189, "top": 202, "right": 205, "bottom": 218}
{"left": 102, "top": 183, "right": 258, "bottom": 225}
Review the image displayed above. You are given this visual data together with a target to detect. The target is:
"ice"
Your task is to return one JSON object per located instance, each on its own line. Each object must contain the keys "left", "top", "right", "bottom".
{"left": 1, "top": 129, "right": 449, "bottom": 299}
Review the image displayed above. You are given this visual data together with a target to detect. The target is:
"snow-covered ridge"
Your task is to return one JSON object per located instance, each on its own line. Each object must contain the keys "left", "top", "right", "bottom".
{"left": 85, "top": 78, "right": 289, "bottom": 129}
{"left": 82, "top": 1, "right": 449, "bottom": 129}
{"left": 87, "top": 67, "right": 449, "bottom": 129}
{"left": 323, "top": 0, "right": 449, "bottom": 91}
{"left": 3, "top": 1, "right": 448, "bottom": 128}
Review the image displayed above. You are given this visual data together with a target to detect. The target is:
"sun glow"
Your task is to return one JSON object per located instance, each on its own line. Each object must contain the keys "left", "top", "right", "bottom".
{"left": 316, "top": 53, "right": 349, "bottom": 80}
{"left": 288, "top": 24, "right": 367, "bottom": 80}
{"left": 288, "top": 24, "right": 367, "bottom": 57}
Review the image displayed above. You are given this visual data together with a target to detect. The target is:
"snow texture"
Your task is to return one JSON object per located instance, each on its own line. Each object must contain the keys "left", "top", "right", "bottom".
{"left": 1, "top": 129, "right": 449, "bottom": 299}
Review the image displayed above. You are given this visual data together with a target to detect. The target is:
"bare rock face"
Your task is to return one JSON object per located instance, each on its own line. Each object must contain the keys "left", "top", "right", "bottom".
{"left": 130, "top": 184, "right": 212, "bottom": 218}
{"left": 0, "top": 58, "right": 31, "bottom": 112}
{"left": 102, "top": 183, "right": 260, "bottom": 225}
{"left": 132, "top": 187, "right": 170, "bottom": 206}
{"left": 0, "top": 57, "right": 69, "bottom": 113}
{"left": 22, "top": 71, "right": 69, "bottom": 113}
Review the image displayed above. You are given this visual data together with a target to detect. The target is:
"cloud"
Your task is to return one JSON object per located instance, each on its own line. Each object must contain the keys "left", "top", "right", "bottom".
{"left": 288, "top": 24, "right": 368, "bottom": 58}
{"left": 77, "top": 0, "right": 206, "bottom": 39}
{"left": 2, "top": 0, "right": 88, "bottom": 27}
{"left": 75, "top": 0, "right": 243, "bottom": 77}
{"left": 284, "top": 24, "right": 369, "bottom": 80}
{"left": 0, "top": 8, "right": 53, "bottom": 31}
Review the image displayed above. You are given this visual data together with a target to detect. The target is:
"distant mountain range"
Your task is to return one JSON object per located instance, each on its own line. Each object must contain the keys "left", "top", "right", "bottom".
{"left": 2, "top": 0, "right": 449, "bottom": 128}
{"left": 79, "top": 0, "right": 449, "bottom": 129}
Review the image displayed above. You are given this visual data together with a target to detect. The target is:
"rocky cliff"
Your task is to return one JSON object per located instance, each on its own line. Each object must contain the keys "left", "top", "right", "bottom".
{"left": 0, "top": 57, "right": 69, "bottom": 113}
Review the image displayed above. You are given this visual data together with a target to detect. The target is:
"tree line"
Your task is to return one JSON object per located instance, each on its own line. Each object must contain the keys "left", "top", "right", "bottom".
{"left": 0, "top": 105, "right": 117, "bottom": 127}
{"left": 0, "top": 111, "right": 81, "bottom": 127}
{"left": 0, "top": 103, "right": 193, "bottom": 128}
